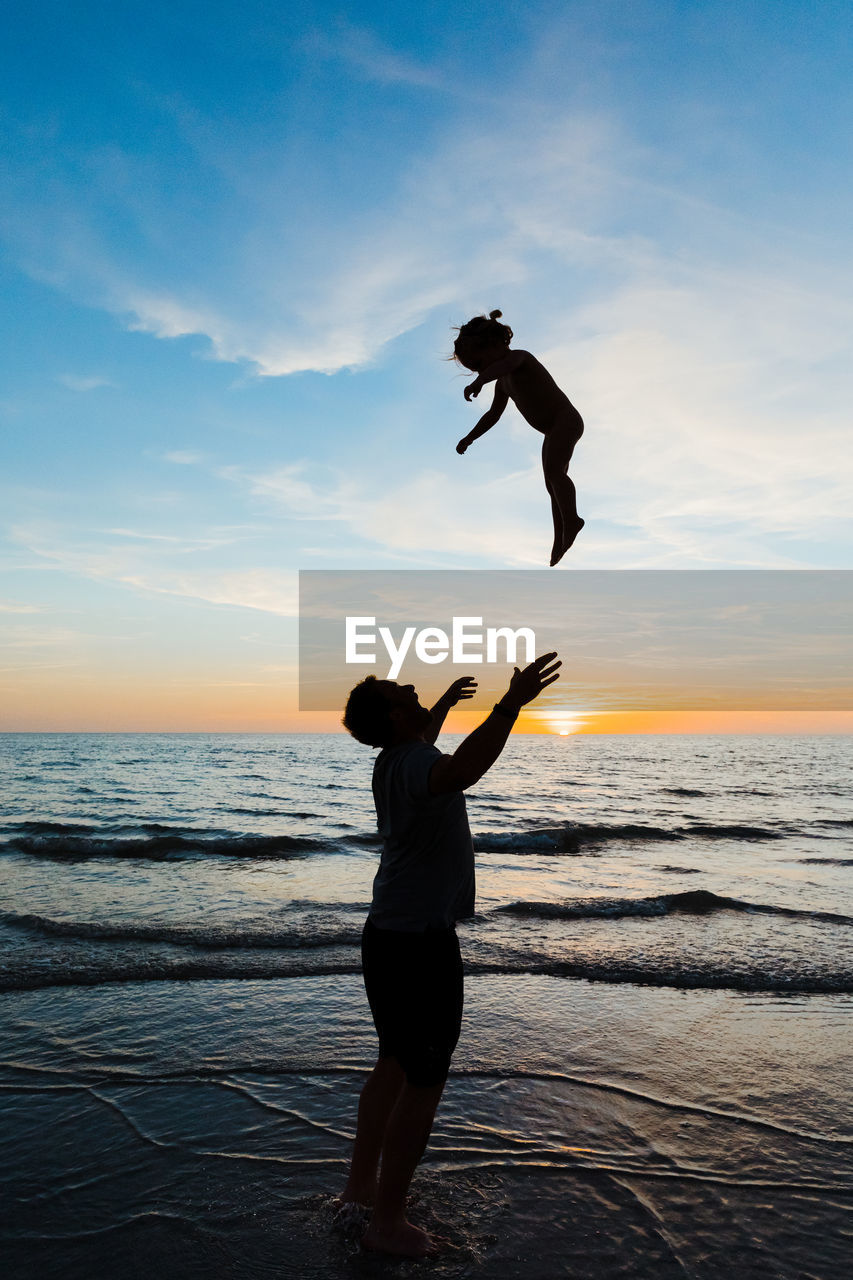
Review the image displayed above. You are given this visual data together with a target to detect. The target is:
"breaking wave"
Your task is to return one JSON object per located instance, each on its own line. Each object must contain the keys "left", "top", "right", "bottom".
{"left": 0, "top": 910, "right": 363, "bottom": 950}
{"left": 1, "top": 813, "right": 831, "bottom": 862}
{"left": 475, "top": 820, "right": 788, "bottom": 853}
{"left": 497, "top": 889, "right": 853, "bottom": 926}
{"left": 0, "top": 822, "right": 337, "bottom": 860}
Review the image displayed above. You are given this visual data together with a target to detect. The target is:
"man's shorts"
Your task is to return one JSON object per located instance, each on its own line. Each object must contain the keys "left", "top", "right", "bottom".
{"left": 361, "top": 915, "right": 464, "bottom": 1089}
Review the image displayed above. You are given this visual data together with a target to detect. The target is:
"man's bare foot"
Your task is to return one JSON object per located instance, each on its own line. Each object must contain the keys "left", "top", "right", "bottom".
{"left": 551, "top": 518, "right": 584, "bottom": 565}
{"left": 549, "top": 533, "right": 564, "bottom": 567}
{"left": 337, "top": 1180, "right": 378, "bottom": 1207}
{"left": 362, "top": 1218, "right": 439, "bottom": 1258}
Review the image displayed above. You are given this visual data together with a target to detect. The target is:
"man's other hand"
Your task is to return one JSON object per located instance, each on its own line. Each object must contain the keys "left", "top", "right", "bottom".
{"left": 504, "top": 652, "right": 561, "bottom": 710}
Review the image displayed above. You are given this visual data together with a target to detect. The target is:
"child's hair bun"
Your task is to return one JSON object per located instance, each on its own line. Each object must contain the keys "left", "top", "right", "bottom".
{"left": 452, "top": 309, "right": 513, "bottom": 362}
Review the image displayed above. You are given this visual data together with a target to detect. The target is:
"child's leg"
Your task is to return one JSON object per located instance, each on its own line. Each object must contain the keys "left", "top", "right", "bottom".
{"left": 542, "top": 423, "right": 583, "bottom": 565}
{"left": 547, "top": 490, "right": 565, "bottom": 568}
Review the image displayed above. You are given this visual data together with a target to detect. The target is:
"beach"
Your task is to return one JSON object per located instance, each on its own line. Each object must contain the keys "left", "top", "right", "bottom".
{"left": 2, "top": 732, "right": 851, "bottom": 1277}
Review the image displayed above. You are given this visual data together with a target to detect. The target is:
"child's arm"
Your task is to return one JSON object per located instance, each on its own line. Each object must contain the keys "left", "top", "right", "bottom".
{"left": 424, "top": 676, "right": 477, "bottom": 743}
{"left": 457, "top": 383, "right": 509, "bottom": 454}
{"left": 464, "top": 350, "right": 529, "bottom": 401}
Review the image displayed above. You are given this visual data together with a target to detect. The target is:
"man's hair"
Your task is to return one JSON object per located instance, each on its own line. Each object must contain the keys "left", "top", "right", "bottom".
{"left": 342, "top": 675, "right": 394, "bottom": 747}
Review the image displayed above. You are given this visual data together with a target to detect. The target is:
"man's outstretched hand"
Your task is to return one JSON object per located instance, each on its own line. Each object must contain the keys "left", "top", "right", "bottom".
{"left": 441, "top": 676, "right": 477, "bottom": 705}
{"left": 429, "top": 655, "right": 561, "bottom": 794}
{"left": 456, "top": 437, "right": 470, "bottom": 455}
{"left": 503, "top": 652, "right": 561, "bottom": 711}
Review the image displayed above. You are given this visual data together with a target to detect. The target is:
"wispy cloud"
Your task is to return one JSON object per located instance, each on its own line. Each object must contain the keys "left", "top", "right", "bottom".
{"left": 544, "top": 268, "right": 853, "bottom": 564}
{"left": 235, "top": 464, "right": 358, "bottom": 522}
{"left": 123, "top": 289, "right": 225, "bottom": 346}
{"left": 57, "top": 373, "right": 115, "bottom": 391}
{"left": 3, "top": 17, "right": 850, "bottom": 575}
{"left": 302, "top": 21, "right": 446, "bottom": 91}
{"left": 9, "top": 82, "right": 850, "bottom": 493}
{"left": 223, "top": 458, "right": 567, "bottom": 567}
{"left": 0, "top": 623, "right": 85, "bottom": 652}
{"left": 120, "top": 567, "right": 298, "bottom": 614}
{"left": 103, "top": 527, "right": 232, "bottom": 547}
{"left": 0, "top": 600, "right": 43, "bottom": 614}
{"left": 162, "top": 451, "right": 204, "bottom": 465}
{"left": 0, "top": 82, "right": 641, "bottom": 377}
{"left": 10, "top": 520, "right": 299, "bottom": 614}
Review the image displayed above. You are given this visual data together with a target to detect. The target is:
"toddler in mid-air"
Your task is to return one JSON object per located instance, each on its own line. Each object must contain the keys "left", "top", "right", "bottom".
{"left": 454, "top": 310, "right": 584, "bottom": 565}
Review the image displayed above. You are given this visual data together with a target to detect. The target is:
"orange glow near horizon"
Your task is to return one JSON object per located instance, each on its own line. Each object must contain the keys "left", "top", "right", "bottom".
{"left": 2, "top": 669, "right": 852, "bottom": 734}
{"left": 445, "top": 707, "right": 853, "bottom": 736}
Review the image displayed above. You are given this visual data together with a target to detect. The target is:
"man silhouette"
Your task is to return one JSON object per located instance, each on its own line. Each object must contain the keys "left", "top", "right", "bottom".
{"left": 340, "top": 653, "right": 561, "bottom": 1256}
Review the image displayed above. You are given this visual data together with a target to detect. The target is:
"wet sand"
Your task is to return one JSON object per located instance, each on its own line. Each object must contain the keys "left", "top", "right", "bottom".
{"left": 3, "top": 973, "right": 851, "bottom": 1278}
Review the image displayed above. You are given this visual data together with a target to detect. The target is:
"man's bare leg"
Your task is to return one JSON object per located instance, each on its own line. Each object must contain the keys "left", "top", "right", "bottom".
{"left": 362, "top": 1077, "right": 446, "bottom": 1257}
{"left": 340, "top": 1056, "right": 405, "bottom": 1205}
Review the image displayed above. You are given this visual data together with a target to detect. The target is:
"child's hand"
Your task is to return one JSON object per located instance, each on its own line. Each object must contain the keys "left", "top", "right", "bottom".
{"left": 464, "top": 378, "right": 483, "bottom": 401}
{"left": 456, "top": 437, "right": 470, "bottom": 454}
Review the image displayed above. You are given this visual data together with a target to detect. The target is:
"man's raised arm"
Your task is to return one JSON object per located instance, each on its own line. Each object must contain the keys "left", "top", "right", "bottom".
{"left": 429, "top": 653, "right": 561, "bottom": 794}
{"left": 424, "top": 676, "right": 477, "bottom": 745}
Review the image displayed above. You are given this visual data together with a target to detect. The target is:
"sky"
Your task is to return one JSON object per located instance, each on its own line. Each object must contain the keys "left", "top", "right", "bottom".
{"left": 1, "top": 0, "right": 851, "bottom": 731}
{"left": 299, "top": 570, "right": 853, "bottom": 735}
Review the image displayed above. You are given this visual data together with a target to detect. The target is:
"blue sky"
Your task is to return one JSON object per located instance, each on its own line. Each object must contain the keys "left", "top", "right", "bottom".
{"left": 1, "top": 1, "right": 851, "bottom": 728}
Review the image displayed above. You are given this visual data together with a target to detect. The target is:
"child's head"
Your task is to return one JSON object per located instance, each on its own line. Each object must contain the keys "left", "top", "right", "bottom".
{"left": 453, "top": 309, "right": 513, "bottom": 371}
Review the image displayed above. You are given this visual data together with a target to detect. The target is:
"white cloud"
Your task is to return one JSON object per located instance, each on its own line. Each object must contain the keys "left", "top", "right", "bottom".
{"left": 120, "top": 567, "right": 298, "bottom": 614}
{"left": 232, "top": 463, "right": 357, "bottom": 520}
{"left": 57, "top": 374, "right": 115, "bottom": 391}
{"left": 4, "top": 29, "right": 851, "bottom": 570}
{"left": 10, "top": 521, "right": 299, "bottom": 615}
{"left": 8, "top": 40, "right": 851, "bottom": 445}
{"left": 1, "top": 92, "right": 631, "bottom": 377}
{"left": 0, "top": 624, "right": 85, "bottom": 651}
{"left": 162, "top": 451, "right": 204, "bottom": 465}
{"left": 0, "top": 600, "right": 43, "bottom": 614}
{"left": 103, "top": 527, "right": 232, "bottom": 547}
{"left": 302, "top": 21, "right": 446, "bottom": 91}
{"left": 123, "top": 288, "right": 227, "bottom": 346}
{"left": 227, "top": 458, "right": 569, "bottom": 566}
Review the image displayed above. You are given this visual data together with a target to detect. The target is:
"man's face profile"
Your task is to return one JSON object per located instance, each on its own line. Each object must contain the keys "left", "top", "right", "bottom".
{"left": 380, "top": 682, "right": 433, "bottom": 737}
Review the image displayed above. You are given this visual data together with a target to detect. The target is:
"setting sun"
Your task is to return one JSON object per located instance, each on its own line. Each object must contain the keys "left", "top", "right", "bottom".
{"left": 551, "top": 716, "right": 586, "bottom": 736}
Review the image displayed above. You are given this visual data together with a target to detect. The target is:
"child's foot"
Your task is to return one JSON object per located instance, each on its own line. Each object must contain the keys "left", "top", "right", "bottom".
{"left": 549, "top": 531, "right": 565, "bottom": 567}
{"left": 564, "top": 516, "right": 584, "bottom": 550}
{"left": 551, "top": 518, "right": 584, "bottom": 565}
{"left": 362, "top": 1218, "right": 439, "bottom": 1258}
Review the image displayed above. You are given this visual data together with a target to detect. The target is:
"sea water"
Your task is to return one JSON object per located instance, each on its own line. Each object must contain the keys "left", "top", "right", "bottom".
{"left": 1, "top": 733, "right": 851, "bottom": 1278}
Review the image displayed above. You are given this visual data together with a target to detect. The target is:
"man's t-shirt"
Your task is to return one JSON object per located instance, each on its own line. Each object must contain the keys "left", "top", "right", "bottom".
{"left": 369, "top": 740, "right": 475, "bottom": 932}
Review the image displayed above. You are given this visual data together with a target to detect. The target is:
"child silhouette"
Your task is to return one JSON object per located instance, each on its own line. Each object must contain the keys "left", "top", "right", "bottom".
{"left": 454, "top": 311, "right": 584, "bottom": 565}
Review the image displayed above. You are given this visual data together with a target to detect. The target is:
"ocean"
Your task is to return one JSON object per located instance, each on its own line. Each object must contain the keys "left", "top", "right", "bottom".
{"left": 1, "top": 731, "right": 851, "bottom": 1277}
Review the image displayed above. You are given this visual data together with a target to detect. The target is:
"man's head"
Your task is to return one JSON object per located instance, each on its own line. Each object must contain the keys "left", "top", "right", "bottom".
{"left": 342, "top": 676, "right": 432, "bottom": 748}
